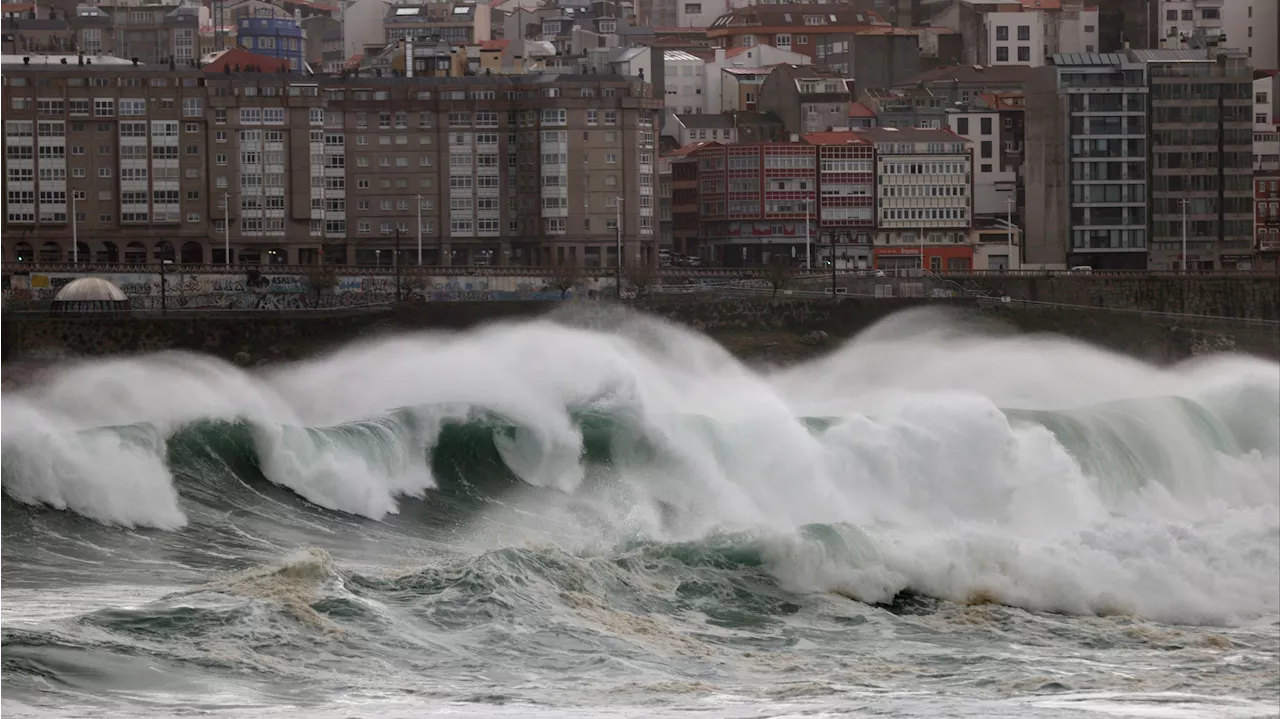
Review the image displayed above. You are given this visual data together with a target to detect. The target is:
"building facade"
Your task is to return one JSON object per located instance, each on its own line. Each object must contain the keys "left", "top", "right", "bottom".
{"left": 236, "top": 14, "right": 306, "bottom": 71}
{"left": 1, "top": 61, "right": 663, "bottom": 267}
{"left": 1140, "top": 48, "right": 1254, "bottom": 270}
{"left": 861, "top": 127, "right": 974, "bottom": 271}
{"left": 1257, "top": 173, "right": 1280, "bottom": 269}
{"left": 1026, "top": 52, "right": 1150, "bottom": 269}
{"left": 805, "top": 132, "right": 874, "bottom": 268}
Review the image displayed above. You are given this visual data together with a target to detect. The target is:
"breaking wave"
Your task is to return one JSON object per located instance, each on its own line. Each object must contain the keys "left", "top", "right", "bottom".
{"left": 3, "top": 307, "right": 1278, "bottom": 629}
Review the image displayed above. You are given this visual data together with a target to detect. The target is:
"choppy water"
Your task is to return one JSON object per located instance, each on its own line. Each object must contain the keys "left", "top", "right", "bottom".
{"left": 3, "top": 306, "right": 1278, "bottom": 719}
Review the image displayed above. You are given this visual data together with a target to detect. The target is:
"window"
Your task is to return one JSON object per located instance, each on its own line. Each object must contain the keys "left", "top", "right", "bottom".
{"left": 541, "top": 109, "right": 566, "bottom": 125}
{"left": 684, "top": 3, "right": 701, "bottom": 13}
{"left": 996, "top": 25, "right": 1008, "bottom": 41}
{"left": 1259, "top": 92, "right": 1270, "bottom": 105}
{"left": 956, "top": 117, "right": 969, "bottom": 135}
{"left": 776, "top": 33, "right": 791, "bottom": 47}
{"left": 587, "top": 109, "right": 598, "bottom": 125}
{"left": 980, "top": 117, "right": 992, "bottom": 135}
{"left": 996, "top": 47, "right": 1009, "bottom": 62}
{"left": 1017, "top": 25, "right": 1030, "bottom": 41}
{"left": 1084, "top": 24, "right": 1095, "bottom": 32}
{"left": 94, "top": 99, "right": 114, "bottom": 117}
{"left": 1017, "top": 46, "right": 1030, "bottom": 62}
{"left": 981, "top": 141, "right": 992, "bottom": 158}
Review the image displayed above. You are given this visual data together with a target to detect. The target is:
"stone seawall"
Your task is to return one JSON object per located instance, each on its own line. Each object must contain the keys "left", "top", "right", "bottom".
{"left": 4, "top": 298, "right": 1276, "bottom": 373}
{"left": 790, "top": 274, "right": 1280, "bottom": 320}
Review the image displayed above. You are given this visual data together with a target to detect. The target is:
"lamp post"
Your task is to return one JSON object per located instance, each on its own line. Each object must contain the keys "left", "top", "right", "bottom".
{"left": 1179, "top": 197, "right": 1189, "bottom": 274}
{"left": 1005, "top": 194, "right": 1016, "bottom": 270}
{"left": 222, "top": 192, "right": 231, "bottom": 265}
{"left": 394, "top": 227, "right": 402, "bottom": 301}
{"left": 416, "top": 193, "right": 423, "bottom": 266}
{"left": 71, "top": 193, "right": 79, "bottom": 264}
{"left": 159, "top": 259, "right": 172, "bottom": 313}
{"left": 613, "top": 195, "right": 623, "bottom": 299}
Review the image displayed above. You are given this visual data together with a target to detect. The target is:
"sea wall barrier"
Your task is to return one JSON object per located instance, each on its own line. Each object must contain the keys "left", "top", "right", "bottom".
{"left": 4, "top": 296, "right": 1277, "bottom": 369}
{"left": 3, "top": 264, "right": 1278, "bottom": 319}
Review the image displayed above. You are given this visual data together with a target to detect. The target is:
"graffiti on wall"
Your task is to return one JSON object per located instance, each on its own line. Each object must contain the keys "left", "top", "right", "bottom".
{"left": 4, "top": 272, "right": 615, "bottom": 309}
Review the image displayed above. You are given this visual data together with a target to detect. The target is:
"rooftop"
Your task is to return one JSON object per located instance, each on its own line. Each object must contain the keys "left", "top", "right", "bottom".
{"left": 674, "top": 113, "right": 735, "bottom": 129}
{"left": 663, "top": 50, "right": 701, "bottom": 62}
{"left": 895, "top": 64, "right": 1036, "bottom": 87}
{"left": 802, "top": 131, "right": 870, "bottom": 145}
{"left": 708, "top": 4, "right": 887, "bottom": 30}
{"left": 852, "top": 126, "right": 971, "bottom": 144}
{"left": 1051, "top": 52, "right": 1127, "bottom": 66}
{"left": 848, "top": 101, "right": 875, "bottom": 118}
{"left": 666, "top": 140, "right": 717, "bottom": 157}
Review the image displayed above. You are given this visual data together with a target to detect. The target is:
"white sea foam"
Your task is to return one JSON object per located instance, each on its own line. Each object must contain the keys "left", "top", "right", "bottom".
{"left": 3, "top": 307, "right": 1277, "bottom": 625}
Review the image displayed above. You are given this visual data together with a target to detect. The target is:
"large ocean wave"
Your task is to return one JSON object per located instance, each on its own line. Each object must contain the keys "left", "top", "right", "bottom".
{"left": 3, "top": 308, "right": 1278, "bottom": 630}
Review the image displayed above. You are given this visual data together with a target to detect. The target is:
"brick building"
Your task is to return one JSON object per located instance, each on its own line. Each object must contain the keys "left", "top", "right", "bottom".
{"left": 2, "top": 58, "right": 663, "bottom": 267}
{"left": 1257, "top": 174, "right": 1280, "bottom": 270}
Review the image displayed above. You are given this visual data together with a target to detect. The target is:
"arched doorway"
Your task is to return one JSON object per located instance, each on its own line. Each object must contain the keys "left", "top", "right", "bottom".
{"left": 266, "top": 247, "right": 287, "bottom": 265}
{"left": 39, "top": 242, "right": 62, "bottom": 262}
{"left": 153, "top": 241, "right": 175, "bottom": 263}
{"left": 74, "top": 241, "right": 91, "bottom": 263}
{"left": 180, "top": 241, "right": 204, "bottom": 264}
{"left": 124, "top": 242, "right": 147, "bottom": 263}
{"left": 97, "top": 241, "right": 119, "bottom": 263}
{"left": 239, "top": 249, "right": 261, "bottom": 265}
{"left": 14, "top": 242, "right": 34, "bottom": 262}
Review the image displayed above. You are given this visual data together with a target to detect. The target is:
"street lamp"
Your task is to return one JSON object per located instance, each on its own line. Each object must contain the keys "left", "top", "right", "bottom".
{"left": 221, "top": 192, "right": 232, "bottom": 265}
{"left": 1005, "top": 194, "right": 1017, "bottom": 271}
{"left": 1179, "top": 197, "right": 1189, "bottom": 274}
{"left": 71, "top": 193, "right": 79, "bottom": 264}
{"left": 416, "top": 193, "right": 423, "bottom": 266}
{"left": 613, "top": 195, "right": 623, "bottom": 299}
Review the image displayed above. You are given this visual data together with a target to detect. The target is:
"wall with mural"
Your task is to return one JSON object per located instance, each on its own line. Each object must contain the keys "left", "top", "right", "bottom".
{"left": 4, "top": 271, "right": 618, "bottom": 310}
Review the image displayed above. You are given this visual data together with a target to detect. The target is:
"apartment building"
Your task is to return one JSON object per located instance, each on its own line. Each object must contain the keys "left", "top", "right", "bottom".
{"left": 804, "top": 131, "right": 874, "bottom": 268}
{"left": 757, "top": 64, "right": 853, "bottom": 135}
{"left": 860, "top": 127, "right": 975, "bottom": 271}
{"left": 692, "top": 141, "right": 818, "bottom": 267}
{"left": 1139, "top": 47, "right": 1254, "bottom": 270}
{"left": 1255, "top": 175, "right": 1280, "bottom": 269}
{"left": 958, "top": 0, "right": 1098, "bottom": 68}
{"left": 1025, "top": 52, "right": 1149, "bottom": 269}
{"left": 1, "top": 59, "right": 663, "bottom": 267}
{"left": 705, "top": 5, "right": 890, "bottom": 63}
{"left": 945, "top": 106, "right": 1016, "bottom": 218}
{"left": 1256, "top": 70, "right": 1279, "bottom": 172}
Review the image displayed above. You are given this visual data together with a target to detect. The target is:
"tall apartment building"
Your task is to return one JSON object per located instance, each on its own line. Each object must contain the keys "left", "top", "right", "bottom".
{"left": 805, "top": 131, "right": 874, "bottom": 268}
{"left": 1255, "top": 174, "right": 1279, "bottom": 269}
{"left": 862, "top": 127, "right": 974, "bottom": 271}
{"left": 1025, "top": 52, "right": 1150, "bottom": 270}
{"left": 1139, "top": 48, "right": 1254, "bottom": 270}
{"left": 1, "top": 59, "right": 663, "bottom": 267}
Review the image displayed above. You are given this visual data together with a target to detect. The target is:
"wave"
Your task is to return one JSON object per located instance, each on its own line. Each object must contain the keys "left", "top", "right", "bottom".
{"left": 3, "top": 307, "right": 1279, "bottom": 626}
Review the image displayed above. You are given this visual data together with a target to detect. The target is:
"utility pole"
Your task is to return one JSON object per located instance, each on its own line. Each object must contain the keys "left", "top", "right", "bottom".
{"left": 394, "top": 226, "right": 403, "bottom": 300}
{"left": 830, "top": 233, "right": 837, "bottom": 299}
{"left": 614, "top": 196, "right": 623, "bottom": 299}
{"left": 159, "top": 258, "right": 171, "bottom": 313}
{"left": 222, "top": 192, "right": 231, "bottom": 265}
{"left": 416, "top": 193, "right": 423, "bottom": 265}
{"left": 72, "top": 193, "right": 79, "bottom": 263}
{"left": 1180, "top": 197, "right": 1188, "bottom": 274}
{"left": 1006, "top": 194, "right": 1015, "bottom": 270}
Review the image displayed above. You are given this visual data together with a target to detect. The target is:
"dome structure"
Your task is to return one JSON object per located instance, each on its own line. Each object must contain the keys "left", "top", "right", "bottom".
{"left": 50, "top": 277, "right": 132, "bottom": 316}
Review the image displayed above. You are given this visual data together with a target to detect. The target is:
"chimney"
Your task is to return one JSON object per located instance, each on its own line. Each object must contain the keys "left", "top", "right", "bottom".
{"left": 714, "top": 47, "right": 725, "bottom": 64}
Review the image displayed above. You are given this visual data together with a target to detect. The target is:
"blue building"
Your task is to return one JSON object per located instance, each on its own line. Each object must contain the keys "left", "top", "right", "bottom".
{"left": 236, "top": 14, "right": 305, "bottom": 71}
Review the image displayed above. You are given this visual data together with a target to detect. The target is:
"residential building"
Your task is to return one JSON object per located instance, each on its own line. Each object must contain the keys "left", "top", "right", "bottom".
{"left": 705, "top": 44, "right": 812, "bottom": 114}
{"left": 1223, "top": 0, "right": 1277, "bottom": 68}
{"left": 667, "top": 142, "right": 702, "bottom": 257}
{"left": 235, "top": 14, "right": 306, "bottom": 71}
{"left": 385, "top": 1, "right": 490, "bottom": 46}
{"left": 2, "top": 11, "right": 74, "bottom": 55}
{"left": 860, "top": 86, "right": 948, "bottom": 129}
{"left": 847, "top": 102, "right": 876, "bottom": 129}
{"left": 812, "top": 29, "right": 929, "bottom": 90}
{"left": 1255, "top": 70, "right": 1279, "bottom": 172}
{"left": 803, "top": 131, "right": 875, "bottom": 268}
{"left": 691, "top": 141, "right": 819, "bottom": 267}
{"left": 1140, "top": 47, "right": 1254, "bottom": 270}
{"left": 757, "top": 64, "right": 853, "bottom": 135}
{"left": 1025, "top": 52, "right": 1149, "bottom": 270}
{"left": 955, "top": 0, "right": 1099, "bottom": 67}
{"left": 1157, "top": 0, "right": 1225, "bottom": 51}
{"left": 1257, "top": 174, "right": 1280, "bottom": 269}
{"left": 859, "top": 126, "right": 975, "bottom": 271}
{"left": 86, "top": 1, "right": 200, "bottom": 66}
{"left": 665, "top": 114, "right": 739, "bottom": 146}
{"left": 893, "top": 63, "right": 1036, "bottom": 100}
{"left": 945, "top": 106, "right": 1016, "bottom": 218}
{"left": 662, "top": 50, "right": 704, "bottom": 117}
{"left": 1, "top": 60, "right": 663, "bottom": 267}
{"left": 705, "top": 4, "right": 890, "bottom": 62}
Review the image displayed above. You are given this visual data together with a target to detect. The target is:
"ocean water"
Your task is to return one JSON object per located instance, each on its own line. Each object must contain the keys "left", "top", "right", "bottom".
{"left": 2, "top": 306, "right": 1278, "bottom": 719}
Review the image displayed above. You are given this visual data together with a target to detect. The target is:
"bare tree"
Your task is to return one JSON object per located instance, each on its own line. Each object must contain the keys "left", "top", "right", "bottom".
{"left": 765, "top": 256, "right": 791, "bottom": 298}
{"left": 551, "top": 261, "right": 584, "bottom": 300}
{"left": 624, "top": 260, "right": 657, "bottom": 298}
{"left": 303, "top": 265, "right": 339, "bottom": 305}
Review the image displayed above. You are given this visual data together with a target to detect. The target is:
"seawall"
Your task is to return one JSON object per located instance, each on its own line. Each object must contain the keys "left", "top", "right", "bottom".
{"left": 3, "top": 298, "right": 1276, "bottom": 374}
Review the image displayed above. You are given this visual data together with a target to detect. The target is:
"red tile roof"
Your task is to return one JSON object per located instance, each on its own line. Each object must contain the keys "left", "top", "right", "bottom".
{"left": 479, "top": 39, "right": 508, "bottom": 51}
{"left": 665, "top": 140, "right": 717, "bottom": 157}
{"left": 848, "top": 101, "right": 876, "bottom": 118}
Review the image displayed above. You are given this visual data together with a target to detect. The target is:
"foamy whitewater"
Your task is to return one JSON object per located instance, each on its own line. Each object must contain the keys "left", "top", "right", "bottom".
{"left": 3, "top": 306, "right": 1278, "bottom": 719}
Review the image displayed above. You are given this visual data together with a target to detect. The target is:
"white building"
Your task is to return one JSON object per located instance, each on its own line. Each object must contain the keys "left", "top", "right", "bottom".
{"left": 1256, "top": 72, "right": 1279, "bottom": 172}
{"left": 662, "top": 50, "right": 704, "bottom": 118}
{"left": 981, "top": 1, "right": 1098, "bottom": 67}
{"left": 1224, "top": 0, "right": 1278, "bottom": 68}
{"left": 945, "top": 108, "right": 1016, "bottom": 216}
{"left": 704, "top": 44, "right": 810, "bottom": 114}
{"left": 859, "top": 127, "right": 974, "bottom": 270}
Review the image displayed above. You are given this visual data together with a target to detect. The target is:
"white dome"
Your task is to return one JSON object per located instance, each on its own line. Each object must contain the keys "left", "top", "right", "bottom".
{"left": 53, "top": 277, "right": 129, "bottom": 303}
